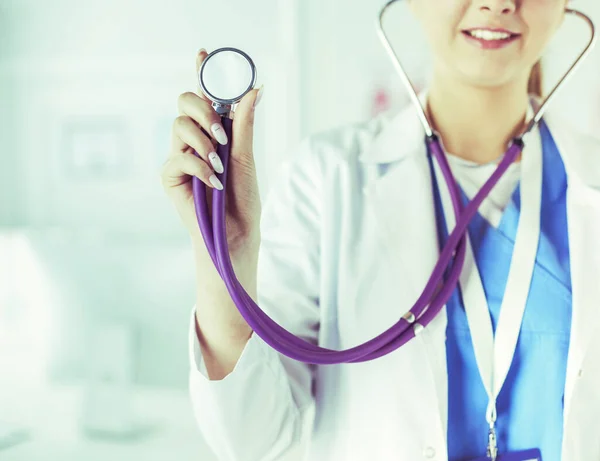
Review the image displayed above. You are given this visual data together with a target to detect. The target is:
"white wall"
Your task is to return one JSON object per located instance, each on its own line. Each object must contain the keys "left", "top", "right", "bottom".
{"left": 0, "top": 2, "right": 305, "bottom": 458}
{"left": 0, "top": 0, "right": 304, "bottom": 386}
{"left": 3, "top": 0, "right": 598, "bottom": 232}
{"left": 0, "top": 0, "right": 305, "bottom": 391}
{"left": 0, "top": 0, "right": 302, "bottom": 232}
{"left": 0, "top": 3, "right": 20, "bottom": 225}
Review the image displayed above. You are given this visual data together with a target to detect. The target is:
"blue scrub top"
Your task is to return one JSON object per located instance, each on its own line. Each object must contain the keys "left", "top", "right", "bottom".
{"left": 429, "top": 121, "right": 572, "bottom": 461}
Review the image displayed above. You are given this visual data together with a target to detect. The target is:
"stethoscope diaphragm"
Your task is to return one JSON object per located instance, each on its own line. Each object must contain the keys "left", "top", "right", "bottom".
{"left": 198, "top": 47, "right": 257, "bottom": 118}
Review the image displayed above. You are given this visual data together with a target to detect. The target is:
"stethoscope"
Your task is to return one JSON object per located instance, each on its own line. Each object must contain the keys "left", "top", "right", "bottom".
{"left": 193, "top": 0, "right": 597, "bottom": 366}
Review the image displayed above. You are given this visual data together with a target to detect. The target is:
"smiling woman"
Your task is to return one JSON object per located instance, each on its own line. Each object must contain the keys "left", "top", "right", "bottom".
{"left": 407, "top": 0, "right": 566, "bottom": 92}
{"left": 451, "top": 20, "right": 545, "bottom": 97}
{"left": 177, "top": 1, "right": 600, "bottom": 461}
{"left": 407, "top": 0, "right": 570, "bottom": 165}
{"left": 459, "top": 26, "right": 544, "bottom": 97}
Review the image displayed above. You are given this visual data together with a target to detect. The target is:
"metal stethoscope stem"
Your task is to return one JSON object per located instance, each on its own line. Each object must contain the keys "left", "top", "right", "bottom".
{"left": 193, "top": 3, "right": 596, "bottom": 365}
{"left": 377, "top": 3, "right": 597, "bottom": 138}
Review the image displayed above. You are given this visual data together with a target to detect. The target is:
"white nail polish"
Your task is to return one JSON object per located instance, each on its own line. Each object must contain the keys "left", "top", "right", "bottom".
{"left": 208, "top": 152, "right": 224, "bottom": 174}
{"left": 253, "top": 85, "right": 264, "bottom": 110}
{"left": 211, "top": 123, "right": 228, "bottom": 146}
{"left": 209, "top": 174, "right": 223, "bottom": 190}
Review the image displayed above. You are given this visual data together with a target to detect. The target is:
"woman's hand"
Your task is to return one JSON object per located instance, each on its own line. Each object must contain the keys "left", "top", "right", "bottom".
{"left": 161, "top": 49, "right": 264, "bottom": 265}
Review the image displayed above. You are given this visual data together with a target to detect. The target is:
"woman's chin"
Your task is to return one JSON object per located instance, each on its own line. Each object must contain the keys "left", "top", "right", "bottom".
{"left": 459, "top": 72, "right": 524, "bottom": 92}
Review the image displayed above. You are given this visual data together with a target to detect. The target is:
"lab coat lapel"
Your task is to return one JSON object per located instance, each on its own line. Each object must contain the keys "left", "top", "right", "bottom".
{"left": 358, "top": 103, "right": 450, "bottom": 434}
{"left": 358, "top": 108, "right": 440, "bottom": 308}
{"left": 544, "top": 113, "right": 600, "bottom": 421}
{"left": 358, "top": 105, "right": 600, "bottom": 441}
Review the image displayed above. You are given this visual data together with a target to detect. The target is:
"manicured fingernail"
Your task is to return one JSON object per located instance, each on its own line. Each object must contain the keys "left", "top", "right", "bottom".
{"left": 208, "top": 152, "right": 224, "bottom": 174}
{"left": 198, "top": 48, "right": 206, "bottom": 56}
{"left": 211, "top": 123, "right": 228, "bottom": 145}
{"left": 209, "top": 174, "right": 223, "bottom": 190}
{"left": 253, "top": 85, "right": 264, "bottom": 110}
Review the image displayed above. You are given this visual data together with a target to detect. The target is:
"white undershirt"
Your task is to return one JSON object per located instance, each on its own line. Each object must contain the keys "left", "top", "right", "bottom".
{"left": 439, "top": 104, "right": 535, "bottom": 228}
{"left": 445, "top": 153, "right": 522, "bottom": 228}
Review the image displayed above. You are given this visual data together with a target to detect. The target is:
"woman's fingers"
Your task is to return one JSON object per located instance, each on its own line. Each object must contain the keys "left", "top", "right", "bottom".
{"left": 161, "top": 47, "right": 230, "bottom": 200}
{"left": 196, "top": 48, "right": 210, "bottom": 101}
{"left": 171, "top": 115, "right": 224, "bottom": 174}
{"left": 187, "top": 48, "right": 229, "bottom": 146}
{"left": 161, "top": 150, "right": 223, "bottom": 190}
{"left": 229, "top": 86, "right": 262, "bottom": 163}
{"left": 177, "top": 91, "right": 228, "bottom": 147}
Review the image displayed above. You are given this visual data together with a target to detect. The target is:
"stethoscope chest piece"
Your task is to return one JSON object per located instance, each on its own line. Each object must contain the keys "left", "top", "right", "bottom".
{"left": 198, "top": 47, "right": 257, "bottom": 119}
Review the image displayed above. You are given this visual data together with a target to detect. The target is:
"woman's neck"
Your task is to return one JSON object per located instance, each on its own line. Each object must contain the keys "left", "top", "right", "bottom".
{"left": 425, "top": 75, "right": 530, "bottom": 164}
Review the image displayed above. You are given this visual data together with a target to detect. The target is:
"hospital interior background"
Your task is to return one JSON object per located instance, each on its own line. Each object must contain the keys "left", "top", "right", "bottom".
{"left": 1, "top": 0, "right": 599, "bottom": 460}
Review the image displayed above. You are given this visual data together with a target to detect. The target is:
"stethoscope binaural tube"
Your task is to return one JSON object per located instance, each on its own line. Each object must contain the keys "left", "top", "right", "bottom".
{"left": 376, "top": 2, "right": 598, "bottom": 139}
{"left": 194, "top": 4, "right": 596, "bottom": 365}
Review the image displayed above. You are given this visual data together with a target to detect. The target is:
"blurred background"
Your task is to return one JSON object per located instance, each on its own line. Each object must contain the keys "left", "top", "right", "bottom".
{"left": 0, "top": 0, "right": 599, "bottom": 460}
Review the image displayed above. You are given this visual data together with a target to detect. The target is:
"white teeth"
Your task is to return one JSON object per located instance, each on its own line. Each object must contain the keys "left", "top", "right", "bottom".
{"left": 468, "top": 29, "right": 511, "bottom": 41}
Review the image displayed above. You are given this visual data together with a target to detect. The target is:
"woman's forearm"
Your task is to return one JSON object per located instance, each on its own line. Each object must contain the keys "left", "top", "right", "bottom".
{"left": 193, "top": 240, "right": 259, "bottom": 380}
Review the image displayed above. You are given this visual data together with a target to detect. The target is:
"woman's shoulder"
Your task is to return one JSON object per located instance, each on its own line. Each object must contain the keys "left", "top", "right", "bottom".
{"left": 544, "top": 110, "right": 600, "bottom": 188}
{"left": 300, "top": 110, "right": 401, "bottom": 168}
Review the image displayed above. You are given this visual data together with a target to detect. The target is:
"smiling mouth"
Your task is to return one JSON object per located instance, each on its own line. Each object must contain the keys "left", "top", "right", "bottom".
{"left": 462, "top": 29, "right": 520, "bottom": 42}
{"left": 461, "top": 28, "right": 521, "bottom": 49}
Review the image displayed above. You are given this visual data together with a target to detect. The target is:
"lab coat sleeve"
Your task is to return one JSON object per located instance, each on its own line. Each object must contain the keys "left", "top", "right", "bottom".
{"left": 189, "top": 138, "right": 322, "bottom": 461}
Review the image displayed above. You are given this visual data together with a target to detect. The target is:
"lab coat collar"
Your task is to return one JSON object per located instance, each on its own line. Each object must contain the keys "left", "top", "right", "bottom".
{"left": 358, "top": 91, "right": 428, "bottom": 164}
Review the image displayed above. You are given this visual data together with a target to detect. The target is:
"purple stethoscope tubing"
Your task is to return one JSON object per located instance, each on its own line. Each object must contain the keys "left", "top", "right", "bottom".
{"left": 193, "top": 4, "right": 596, "bottom": 365}
{"left": 192, "top": 123, "right": 522, "bottom": 364}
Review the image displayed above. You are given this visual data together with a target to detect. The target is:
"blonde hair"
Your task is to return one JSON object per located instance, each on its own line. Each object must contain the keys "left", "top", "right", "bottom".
{"left": 528, "top": 61, "right": 543, "bottom": 98}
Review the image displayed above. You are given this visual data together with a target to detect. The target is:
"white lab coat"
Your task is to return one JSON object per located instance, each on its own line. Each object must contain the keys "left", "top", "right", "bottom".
{"left": 188, "top": 100, "right": 600, "bottom": 461}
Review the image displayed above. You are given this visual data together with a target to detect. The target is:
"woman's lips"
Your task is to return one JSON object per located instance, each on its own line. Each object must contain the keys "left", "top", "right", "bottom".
{"left": 461, "top": 29, "right": 521, "bottom": 50}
